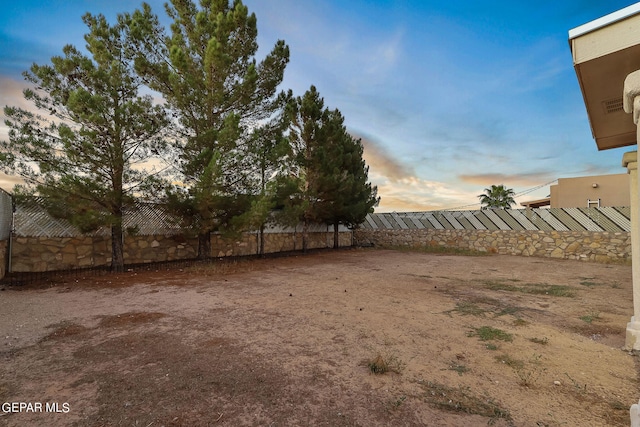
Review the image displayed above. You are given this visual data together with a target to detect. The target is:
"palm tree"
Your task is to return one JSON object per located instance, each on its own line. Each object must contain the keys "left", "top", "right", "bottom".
{"left": 478, "top": 185, "right": 516, "bottom": 209}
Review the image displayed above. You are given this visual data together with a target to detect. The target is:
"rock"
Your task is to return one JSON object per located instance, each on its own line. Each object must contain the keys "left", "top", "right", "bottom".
{"left": 553, "top": 381, "right": 561, "bottom": 386}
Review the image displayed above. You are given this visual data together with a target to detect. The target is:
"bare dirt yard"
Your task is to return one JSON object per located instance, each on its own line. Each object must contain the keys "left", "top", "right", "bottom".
{"left": 0, "top": 248, "right": 638, "bottom": 426}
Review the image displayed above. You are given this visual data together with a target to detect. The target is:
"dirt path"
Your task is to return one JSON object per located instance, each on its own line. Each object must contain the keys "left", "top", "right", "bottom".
{"left": 0, "top": 248, "right": 637, "bottom": 426}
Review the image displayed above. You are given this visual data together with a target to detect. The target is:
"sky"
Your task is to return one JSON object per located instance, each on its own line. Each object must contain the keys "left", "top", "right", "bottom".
{"left": 1, "top": 0, "right": 639, "bottom": 212}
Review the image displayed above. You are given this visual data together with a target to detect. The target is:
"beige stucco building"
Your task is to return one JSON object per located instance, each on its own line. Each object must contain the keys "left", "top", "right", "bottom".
{"left": 521, "top": 173, "right": 629, "bottom": 208}
{"left": 551, "top": 173, "right": 629, "bottom": 207}
{"left": 569, "top": 3, "right": 640, "bottom": 354}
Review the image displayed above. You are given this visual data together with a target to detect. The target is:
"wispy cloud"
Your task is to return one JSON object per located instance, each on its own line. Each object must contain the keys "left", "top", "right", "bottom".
{"left": 376, "top": 178, "right": 480, "bottom": 212}
{"left": 0, "top": 76, "right": 33, "bottom": 143}
{"left": 356, "top": 133, "right": 481, "bottom": 212}
{"left": 358, "top": 133, "right": 414, "bottom": 182}
{"left": 459, "top": 172, "right": 555, "bottom": 188}
{"left": 0, "top": 76, "right": 30, "bottom": 110}
{"left": 0, "top": 173, "right": 23, "bottom": 192}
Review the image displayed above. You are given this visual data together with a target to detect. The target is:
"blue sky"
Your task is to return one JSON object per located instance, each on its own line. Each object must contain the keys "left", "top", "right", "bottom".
{"left": 1, "top": 1, "right": 638, "bottom": 212}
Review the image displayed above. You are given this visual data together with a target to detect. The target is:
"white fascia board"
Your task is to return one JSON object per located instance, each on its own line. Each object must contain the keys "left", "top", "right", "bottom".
{"left": 569, "top": 2, "right": 640, "bottom": 40}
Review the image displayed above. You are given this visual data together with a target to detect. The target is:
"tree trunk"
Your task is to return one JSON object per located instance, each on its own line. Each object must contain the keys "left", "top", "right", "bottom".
{"left": 259, "top": 224, "right": 265, "bottom": 257}
{"left": 198, "top": 231, "right": 211, "bottom": 259}
{"left": 302, "top": 219, "right": 309, "bottom": 253}
{"left": 111, "top": 223, "right": 125, "bottom": 272}
{"left": 333, "top": 222, "right": 339, "bottom": 249}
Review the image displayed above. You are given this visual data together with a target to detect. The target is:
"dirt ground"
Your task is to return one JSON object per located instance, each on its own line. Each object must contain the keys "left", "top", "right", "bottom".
{"left": 0, "top": 248, "right": 638, "bottom": 426}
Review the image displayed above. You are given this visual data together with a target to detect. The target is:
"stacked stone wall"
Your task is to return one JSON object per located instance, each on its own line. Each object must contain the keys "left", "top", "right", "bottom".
{"left": 211, "top": 231, "right": 352, "bottom": 257}
{"left": 10, "top": 231, "right": 353, "bottom": 272}
{"left": 11, "top": 236, "right": 111, "bottom": 272}
{"left": 0, "top": 240, "right": 7, "bottom": 279}
{"left": 354, "top": 229, "right": 631, "bottom": 263}
{"left": 124, "top": 234, "right": 198, "bottom": 264}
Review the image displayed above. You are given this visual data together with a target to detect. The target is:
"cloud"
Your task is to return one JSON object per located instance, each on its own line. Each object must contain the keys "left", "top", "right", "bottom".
{"left": 458, "top": 172, "right": 555, "bottom": 188}
{"left": 357, "top": 133, "right": 415, "bottom": 182}
{"left": 375, "top": 177, "right": 480, "bottom": 212}
{"left": 572, "top": 163, "right": 619, "bottom": 177}
{"left": 0, "top": 76, "right": 30, "bottom": 110}
{"left": 0, "top": 172, "right": 23, "bottom": 192}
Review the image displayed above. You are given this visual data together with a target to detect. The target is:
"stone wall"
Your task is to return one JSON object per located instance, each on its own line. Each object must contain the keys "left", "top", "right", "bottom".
{"left": 210, "top": 231, "right": 352, "bottom": 257}
{"left": 354, "top": 229, "right": 631, "bottom": 263}
{"left": 0, "top": 240, "right": 7, "bottom": 279}
{"left": 9, "top": 231, "right": 353, "bottom": 272}
{"left": 125, "top": 234, "right": 198, "bottom": 264}
{"left": 11, "top": 236, "right": 112, "bottom": 272}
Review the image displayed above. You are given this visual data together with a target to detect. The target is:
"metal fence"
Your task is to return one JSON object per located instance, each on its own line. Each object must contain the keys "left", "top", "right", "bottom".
{"left": 13, "top": 198, "right": 184, "bottom": 238}
{"left": 362, "top": 207, "right": 632, "bottom": 232}
{"left": 12, "top": 199, "right": 633, "bottom": 238}
{"left": 12, "top": 197, "right": 349, "bottom": 238}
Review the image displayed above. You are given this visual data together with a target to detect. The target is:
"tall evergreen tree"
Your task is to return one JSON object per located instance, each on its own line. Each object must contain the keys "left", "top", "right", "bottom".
{"left": 0, "top": 12, "right": 169, "bottom": 272}
{"left": 129, "top": 0, "right": 289, "bottom": 259}
{"left": 282, "top": 85, "right": 327, "bottom": 252}
{"left": 283, "top": 86, "right": 378, "bottom": 250}
{"left": 232, "top": 107, "right": 290, "bottom": 256}
{"left": 315, "top": 109, "right": 379, "bottom": 247}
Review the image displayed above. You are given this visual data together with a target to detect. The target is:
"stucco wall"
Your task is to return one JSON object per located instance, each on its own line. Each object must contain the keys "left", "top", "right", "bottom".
{"left": 550, "top": 173, "right": 629, "bottom": 208}
{"left": 354, "top": 228, "right": 631, "bottom": 263}
{"left": 9, "top": 231, "right": 353, "bottom": 273}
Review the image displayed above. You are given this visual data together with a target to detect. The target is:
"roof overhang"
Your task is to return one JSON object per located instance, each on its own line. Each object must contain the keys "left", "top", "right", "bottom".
{"left": 520, "top": 197, "right": 551, "bottom": 208}
{"left": 569, "top": 3, "right": 640, "bottom": 150}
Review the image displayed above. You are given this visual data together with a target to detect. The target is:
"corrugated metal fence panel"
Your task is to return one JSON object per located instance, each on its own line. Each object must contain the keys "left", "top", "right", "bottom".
{"left": 578, "top": 208, "right": 622, "bottom": 232}
{"left": 14, "top": 200, "right": 634, "bottom": 237}
{"left": 423, "top": 213, "right": 445, "bottom": 229}
{"left": 598, "top": 207, "right": 631, "bottom": 231}
{"left": 618, "top": 206, "right": 632, "bottom": 219}
{"left": 432, "top": 212, "right": 455, "bottom": 229}
{"left": 364, "top": 207, "right": 632, "bottom": 232}
{"left": 0, "top": 190, "right": 12, "bottom": 240}
{"left": 482, "top": 210, "right": 511, "bottom": 230}
{"left": 379, "top": 213, "right": 397, "bottom": 229}
{"left": 410, "top": 217, "right": 426, "bottom": 229}
{"left": 390, "top": 212, "right": 410, "bottom": 229}
{"left": 492, "top": 209, "right": 524, "bottom": 230}
{"left": 549, "top": 209, "right": 585, "bottom": 231}
{"left": 475, "top": 211, "right": 499, "bottom": 230}
{"left": 441, "top": 212, "right": 465, "bottom": 230}
{"left": 505, "top": 209, "right": 538, "bottom": 230}
{"left": 523, "top": 210, "right": 555, "bottom": 231}
{"left": 528, "top": 210, "right": 570, "bottom": 231}
{"left": 462, "top": 211, "right": 486, "bottom": 230}
{"left": 562, "top": 208, "right": 602, "bottom": 232}
{"left": 363, "top": 215, "right": 377, "bottom": 229}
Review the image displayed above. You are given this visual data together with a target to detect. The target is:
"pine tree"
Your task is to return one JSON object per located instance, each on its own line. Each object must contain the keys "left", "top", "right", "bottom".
{"left": 315, "top": 109, "right": 379, "bottom": 247}
{"left": 129, "top": 0, "right": 289, "bottom": 259}
{"left": 232, "top": 107, "right": 290, "bottom": 256}
{"left": 283, "top": 86, "right": 379, "bottom": 250}
{"left": 282, "top": 86, "right": 327, "bottom": 251}
{"left": 0, "top": 12, "right": 169, "bottom": 272}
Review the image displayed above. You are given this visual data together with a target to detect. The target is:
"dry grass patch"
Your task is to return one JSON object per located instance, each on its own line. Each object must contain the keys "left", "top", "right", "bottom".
{"left": 419, "top": 380, "right": 513, "bottom": 425}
